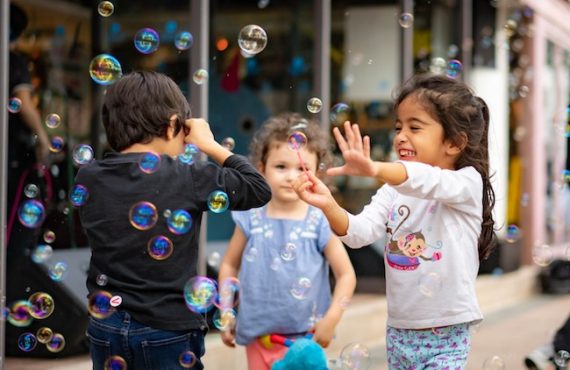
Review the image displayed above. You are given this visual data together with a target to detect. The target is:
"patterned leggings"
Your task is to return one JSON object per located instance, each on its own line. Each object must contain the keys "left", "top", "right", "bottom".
{"left": 386, "top": 323, "right": 471, "bottom": 370}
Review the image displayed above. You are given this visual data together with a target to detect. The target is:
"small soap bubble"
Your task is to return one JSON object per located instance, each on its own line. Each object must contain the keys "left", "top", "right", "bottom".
{"left": 518, "top": 85, "right": 530, "bottom": 98}
{"left": 24, "top": 184, "right": 39, "bottom": 198}
{"left": 43, "top": 230, "right": 56, "bottom": 243}
{"left": 46, "top": 333, "right": 65, "bottom": 353}
{"left": 207, "top": 252, "right": 221, "bottom": 267}
{"left": 167, "top": 209, "right": 193, "bottom": 235}
{"left": 89, "top": 54, "right": 122, "bottom": 85}
{"left": 215, "top": 277, "right": 240, "bottom": 310}
{"left": 257, "top": 0, "right": 270, "bottom": 9}
{"left": 129, "top": 201, "right": 158, "bottom": 230}
{"left": 104, "top": 356, "right": 127, "bottom": 370}
{"left": 505, "top": 224, "right": 520, "bottom": 243}
{"left": 18, "top": 200, "right": 46, "bottom": 228}
{"left": 554, "top": 350, "right": 570, "bottom": 367}
{"left": 287, "top": 131, "right": 307, "bottom": 151}
{"left": 134, "top": 28, "right": 160, "bottom": 54}
{"left": 69, "top": 184, "right": 89, "bottom": 207}
{"left": 174, "top": 31, "right": 193, "bottom": 51}
{"left": 139, "top": 151, "right": 161, "bottom": 174}
{"left": 330, "top": 103, "right": 351, "bottom": 126}
{"left": 446, "top": 59, "right": 463, "bottom": 78}
{"left": 8, "top": 97, "right": 22, "bottom": 113}
{"left": 72, "top": 144, "right": 94, "bottom": 166}
{"left": 97, "top": 1, "right": 114, "bottom": 17}
{"left": 290, "top": 277, "right": 311, "bottom": 300}
{"left": 208, "top": 191, "right": 229, "bottom": 213}
{"left": 8, "top": 300, "right": 34, "bottom": 327}
{"left": 340, "top": 342, "right": 371, "bottom": 370}
{"left": 418, "top": 272, "right": 442, "bottom": 298}
{"left": 279, "top": 243, "right": 297, "bottom": 261}
{"left": 184, "top": 276, "right": 218, "bottom": 313}
{"left": 504, "top": 19, "right": 518, "bottom": 38}
{"left": 28, "top": 292, "right": 55, "bottom": 319}
{"left": 36, "top": 327, "right": 54, "bottom": 344}
{"left": 192, "top": 69, "right": 209, "bottom": 85}
{"left": 179, "top": 350, "right": 197, "bottom": 368}
{"left": 163, "top": 209, "right": 172, "bottom": 218}
{"left": 213, "top": 309, "right": 236, "bottom": 331}
{"left": 45, "top": 113, "right": 61, "bottom": 129}
{"left": 88, "top": 291, "right": 114, "bottom": 319}
{"left": 31, "top": 244, "right": 53, "bottom": 263}
{"left": 48, "top": 261, "right": 68, "bottom": 281}
{"left": 245, "top": 247, "right": 258, "bottom": 262}
{"left": 532, "top": 244, "right": 554, "bottom": 267}
{"left": 398, "top": 13, "right": 414, "bottom": 28}
{"left": 238, "top": 24, "right": 268, "bottom": 55}
{"left": 178, "top": 144, "right": 200, "bottom": 165}
{"left": 49, "top": 136, "right": 65, "bottom": 153}
{"left": 482, "top": 355, "right": 506, "bottom": 370}
{"left": 18, "top": 333, "right": 37, "bottom": 352}
{"left": 307, "top": 97, "right": 323, "bottom": 113}
{"left": 221, "top": 137, "right": 235, "bottom": 151}
{"left": 96, "top": 274, "right": 108, "bottom": 286}
{"left": 147, "top": 235, "right": 174, "bottom": 260}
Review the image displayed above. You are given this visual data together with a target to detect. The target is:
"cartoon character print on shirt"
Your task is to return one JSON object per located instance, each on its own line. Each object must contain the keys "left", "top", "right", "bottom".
{"left": 385, "top": 205, "right": 442, "bottom": 271}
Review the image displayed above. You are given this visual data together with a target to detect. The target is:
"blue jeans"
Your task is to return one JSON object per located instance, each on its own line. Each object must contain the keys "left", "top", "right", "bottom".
{"left": 87, "top": 311, "right": 205, "bottom": 370}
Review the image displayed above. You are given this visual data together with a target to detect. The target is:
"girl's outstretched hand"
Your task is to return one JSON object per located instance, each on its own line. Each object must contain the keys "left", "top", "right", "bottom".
{"left": 292, "top": 171, "right": 334, "bottom": 211}
{"left": 327, "top": 121, "right": 377, "bottom": 178}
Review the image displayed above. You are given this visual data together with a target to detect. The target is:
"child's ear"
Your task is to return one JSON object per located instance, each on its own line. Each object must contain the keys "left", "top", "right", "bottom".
{"left": 256, "top": 162, "right": 265, "bottom": 173}
{"left": 446, "top": 132, "right": 467, "bottom": 156}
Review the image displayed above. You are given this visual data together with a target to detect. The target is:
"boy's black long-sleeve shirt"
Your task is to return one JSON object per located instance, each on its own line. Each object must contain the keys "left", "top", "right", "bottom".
{"left": 76, "top": 152, "right": 271, "bottom": 331}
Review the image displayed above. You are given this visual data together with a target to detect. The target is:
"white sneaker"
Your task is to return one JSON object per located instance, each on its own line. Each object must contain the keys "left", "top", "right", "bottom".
{"left": 525, "top": 343, "right": 556, "bottom": 370}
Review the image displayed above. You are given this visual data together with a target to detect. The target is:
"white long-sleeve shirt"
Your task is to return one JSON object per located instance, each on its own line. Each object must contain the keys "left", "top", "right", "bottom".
{"left": 340, "top": 161, "right": 483, "bottom": 329}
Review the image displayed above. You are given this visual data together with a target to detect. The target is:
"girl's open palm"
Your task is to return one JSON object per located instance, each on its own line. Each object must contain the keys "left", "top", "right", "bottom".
{"left": 327, "top": 121, "right": 377, "bottom": 178}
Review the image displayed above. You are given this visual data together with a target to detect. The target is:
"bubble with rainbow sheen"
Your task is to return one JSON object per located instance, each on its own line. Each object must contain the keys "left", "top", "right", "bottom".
{"left": 18, "top": 199, "right": 46, "bottom": 228}
{"left": 28, "top": 292, "right": 55, "bottom": 319}
{"left": 330, "top": 103, "right": 351, "bottom": 126}
{"left": 139, "top": 152, "right": 161, "bottom": 174}
{"left": 129, "top": 201, "right": 158, "bottom": 230}
{"left": 167, "top": 209, "right": 193, "bottom": 235}
{"left": 88, "top": 291, "right": 114, "bottom": 319}
{"left": 178, "top": 144, "right": 201, "bottom": 165}
{"left": 213, "top": 309, "right": 236, "bottom": 331}
{"left": 174, "top": 31, "right": 193, "bottom": 51}
{"left": 18, "top": 333, "right": 37, "bottom": 352}
{"left": 24, "top": 183, "right": 39, "bottom": 198}
{"left": 36, "top": 327, "right": 54, "bottom": 344}
{"left": 134, "top": 28, "right": 160, "bottom": 54}
{"left": 89, "top": 54, "right": 122, "bottom": 85}
{"left": 307, "top": 97, "right": 323, "bottom": 114}
{"left": 340, "top": 342, "right": 371, "bottom": 370}
{"left": 97, "top": 1, "right": 114, "bottom": 17}
{"left": 184, "top": 276, "right": 218, "bottom": 313}
{"left": 215, "top": 277, "right": 240, "bottom": 310}
{"left": 147, "top": 235, "right": 174, "bottom": 260}
{"left": 287, "top": 131, "right": 307, "bottom": 151}
{"left": 72, "top": 144, "right": 94, "bottom": 166}
{"left": 49, "top": 136, "right": 64, "bottom": 153}
{"left": 280, "top": 243, "right": 297, "bottom": 261}
{"left": 8, "top": 97, "right": 22, "bottom": 113}
{"left": 43, "top": 230, "right": 56, "bottom": 243}
{"left": 446, "top": 59, "right": 463, "bottom": 78}
{"left": 192, "top": 69, "right": 209, "bottom": 85}
{"left": 221, "top": 137, "right": 235, "bottom": 151}
{"left": 207, "top": 190, "right": 229, "bottom": 214}
{"left": 45, "top": 113, "right": 61, "bottom": 129}
{"left": 48, "top": 261, "right": 68, "bottom": 281}
{"left": 398, "top": 12, "right": 414, "bottom": 28}
{"left": 8, "top": 300, "right": 34, "bottom": 327}
{"left": 290, "top": 277, "right": 311, "bottom": 300}
{"left": 69, "top": 184, "right": 89, "bottom": 207}
{"left": 104, "top": 355, "right": 127, "bottom": 370}
{"left": 46, "top": 333, "right": 65, "bottom": 353}
{"left": 238, "top": 24, "right": 268, "bottom": 55}
{"left": 505, "top": 224, "right": 520, "bottom": 243}
{"left": 179, "top": 350, "right": 197, "bottom": 368}
{"left": 31, "top": 244, "right": 53, "bottom": 264}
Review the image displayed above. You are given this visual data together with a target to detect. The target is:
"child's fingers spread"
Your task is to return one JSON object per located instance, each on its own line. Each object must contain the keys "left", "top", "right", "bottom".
{"left": 353, "top": 124, "right": 363, "bottom": 151}
{"left": 343, "top": 121, "right": 355, "bottom": 147}
{"left": 333, "top": 127, "right": 348, "bottom": 153}
{"left": 363, "top": 136, "right": 371, "bottom": 158}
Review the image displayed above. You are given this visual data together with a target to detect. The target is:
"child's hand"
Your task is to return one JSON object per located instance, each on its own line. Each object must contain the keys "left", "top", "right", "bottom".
{"left": 184, "top": 118, "right": 215, "bottom": 150}
{"left": 220, "top": 327, "right": 236, "bottom": 348}
{"left": 292, "top": 171, "right": 334, "bottom": 210}
{"left": 327, "top": 121, "right": 378, "bottom": 178}
{"left": 311, "top": 316, "right": 336, "bottom": 348}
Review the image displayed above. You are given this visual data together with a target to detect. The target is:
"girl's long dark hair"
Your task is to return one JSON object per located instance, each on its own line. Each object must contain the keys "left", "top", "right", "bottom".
{"left": 394, "top": 74, "right": 496, "bottom": 261}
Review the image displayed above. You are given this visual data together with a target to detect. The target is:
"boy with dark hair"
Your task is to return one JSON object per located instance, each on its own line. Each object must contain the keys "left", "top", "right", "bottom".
{"left": 75, "top": 71, "right": 271, "bottom": 369}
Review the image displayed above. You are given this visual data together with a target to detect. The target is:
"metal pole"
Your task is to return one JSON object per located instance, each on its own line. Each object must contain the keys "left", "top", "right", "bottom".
{"left": 400, "top": 0, "right": 414, "bottom": 82}
{"left": 190, "top": 0, "right": 209, "bottom": 276}
{"left": 460, "top": 0, "right": 473, "bottom": 81}
{"left": 0, "top": 0, "right": 10, "bottom": 367}
{"left": 313, "top": 0, "right": 331, "bottom": 132}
